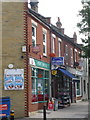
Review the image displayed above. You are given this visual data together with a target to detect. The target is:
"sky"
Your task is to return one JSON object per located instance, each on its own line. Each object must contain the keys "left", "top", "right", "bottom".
{"left": 28, "top": 0, "right": 83, "bottom": 43}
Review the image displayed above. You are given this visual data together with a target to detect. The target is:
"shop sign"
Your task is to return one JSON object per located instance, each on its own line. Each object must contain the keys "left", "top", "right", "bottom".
{"left": 51, "top": 57, "right": 64, "bottom": 65}
{"left": 29, "top": 58, "right": 50, "bottom": 69}
{"left": 51, "top": 70, "right": 57, "bottom": 75}
{"left": 32, "top": 46, "right": 40, "bottom": 54}
{"left": 4, "top": 69, "right": 24, "bottom": 90}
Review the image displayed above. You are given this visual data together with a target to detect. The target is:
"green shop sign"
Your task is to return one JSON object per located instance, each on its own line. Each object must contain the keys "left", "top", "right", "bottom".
{"left": 29, "top": 58, "right": 50, "bottom": 69}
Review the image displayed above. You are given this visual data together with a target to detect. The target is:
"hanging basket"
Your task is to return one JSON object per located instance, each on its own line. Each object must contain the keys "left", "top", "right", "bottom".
{"left": 49, "top": 53, "right": 56, "bottom": 57}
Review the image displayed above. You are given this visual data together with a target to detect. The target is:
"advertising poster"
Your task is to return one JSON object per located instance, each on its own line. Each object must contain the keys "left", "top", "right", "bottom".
{"left": 4, "top": 69, "right": 24, "bottom": 90}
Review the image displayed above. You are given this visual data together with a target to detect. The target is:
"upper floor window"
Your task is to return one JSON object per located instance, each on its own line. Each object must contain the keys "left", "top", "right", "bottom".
{"left": 58, "top": 38, "right": 62, "bottom": 57}
{"left": 31, "top": 20, "right": 37, "bottom": 47}
{"left": 70, "top": 48, "right": 73, "bottom": 67}
{"left": 74, "top": 49, "right": 77, "bottom": 62}
{"left": 43, "top": 32, "right": 47, "bottom": 56}
{"left": 52, "top": 34, "right": 56, "bottom": 53}
{"left": 32, "top": 25, "right": 36, "bottom": 47}
{"left": 65, "top": 45, "right": 68, "bottom": 65}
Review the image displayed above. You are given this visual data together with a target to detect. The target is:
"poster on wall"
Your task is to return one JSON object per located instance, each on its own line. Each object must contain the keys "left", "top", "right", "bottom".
{"left": 4, "top": 69, "right": 24, "bottom": 90}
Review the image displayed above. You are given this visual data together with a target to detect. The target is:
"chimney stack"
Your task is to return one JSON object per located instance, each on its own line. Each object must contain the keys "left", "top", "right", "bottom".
{"left": 73, "top": 32, "right": 77, "bottom": 43}
{"left": 56, "top": 17, "right": 62, "bottom": 29}
{"left": 30, "top": 0, "right": 39, "bottom": 13}
{"left": 56, "top": 17, "right": 64, "bottom": 34}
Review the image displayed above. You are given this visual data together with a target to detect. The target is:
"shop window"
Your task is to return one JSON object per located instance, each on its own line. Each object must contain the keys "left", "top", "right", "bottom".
{"left": 84, "top": 80, "right": 86, "bottom": 93}
{"left": 76, "top": 82, "right": 80, "bottom": 96}
{"left": 31, "top": 68, "right": 49, "bottom": 102}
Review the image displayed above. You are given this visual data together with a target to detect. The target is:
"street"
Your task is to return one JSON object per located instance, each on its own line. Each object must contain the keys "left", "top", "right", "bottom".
{"left": 16, "top": 101, "right": 88, "bottom": 120}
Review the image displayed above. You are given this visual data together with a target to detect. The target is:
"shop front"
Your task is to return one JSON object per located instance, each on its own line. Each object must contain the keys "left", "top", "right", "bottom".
{"left": 67, "top": 67, "right": 83, "bottom": 102}
{"left": 29, "top": 58, "right": 50, "bottom": 113}
{"left": 51, "top": 67, "right": 79, "bottom": 107}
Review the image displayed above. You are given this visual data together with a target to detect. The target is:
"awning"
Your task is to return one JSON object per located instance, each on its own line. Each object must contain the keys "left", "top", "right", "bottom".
{"left": 58, "top": 68, "right": 80, "bottom": 82}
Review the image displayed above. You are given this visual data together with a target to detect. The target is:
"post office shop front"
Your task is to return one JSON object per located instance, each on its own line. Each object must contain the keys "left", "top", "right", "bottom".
{"left": 28, "top": 58, "right": 50, "bottom": 112}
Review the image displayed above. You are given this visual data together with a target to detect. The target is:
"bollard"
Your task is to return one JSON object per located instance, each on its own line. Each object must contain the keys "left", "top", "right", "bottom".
{"left": 10, "top": 110, "right": 14, "bottom": 120}
{"left": 43, "top": 105, "right": 46, "bottom": 120}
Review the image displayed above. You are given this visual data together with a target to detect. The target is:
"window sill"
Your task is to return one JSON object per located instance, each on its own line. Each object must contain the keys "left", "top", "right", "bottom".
{"left": 32, "top": 101, "right": 47, "bottom": 104}
{"left": 43, "top": 53, "right": 47, "bottom": 57}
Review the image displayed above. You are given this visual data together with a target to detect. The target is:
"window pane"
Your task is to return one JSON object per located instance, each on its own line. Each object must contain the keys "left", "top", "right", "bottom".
{"left": 32, "top": 26, "right": 35, "bottom": 36}
{"left": 45, "top": 71, "right": 49, "bottom": 78}
{"left": 76, "top": 82, "right": 80, "bottom": 95}
{"left": 43, "top": 33, "right": 45, "bottom": 42}
{"left": 32, "top": 77, "right": 37, "bottom": 102}
{"left": 44, "top": 79, "right": 49, "bottom": 100}
{"left": 37, "top": 79, "right": 44, "bottom": 101}
{"left": 43, "top": 45, "right": 45, "bottom": 53}
{"left": 32, "top": 39, "right": 35, "bottom": 47}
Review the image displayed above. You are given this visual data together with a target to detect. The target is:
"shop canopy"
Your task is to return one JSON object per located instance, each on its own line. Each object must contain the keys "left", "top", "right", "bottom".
{"left": 58, "top": 68, "right": 80, "bottom": 82}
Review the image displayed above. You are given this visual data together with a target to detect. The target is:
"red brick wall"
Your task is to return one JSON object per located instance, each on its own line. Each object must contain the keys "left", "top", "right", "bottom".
{"left": 27, "top": 13, "right": 50, "bottom": 113}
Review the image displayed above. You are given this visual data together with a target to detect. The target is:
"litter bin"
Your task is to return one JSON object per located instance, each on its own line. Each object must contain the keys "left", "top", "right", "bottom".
{"left": 0, "top": 97, "right": 10, "bottom": 119}
{"left": 54, "top": 98, "right": 58, "bottom": 111}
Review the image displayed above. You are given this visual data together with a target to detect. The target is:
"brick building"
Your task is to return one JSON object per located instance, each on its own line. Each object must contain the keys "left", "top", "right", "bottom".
{"left": 1, "top": 2, "right": 27, "bottom": 118}
{"left": 0, "top": 0, "right": 88, "bottom": 118}
{"left": 27, "top": 0, "right": 84, "bottom": 115}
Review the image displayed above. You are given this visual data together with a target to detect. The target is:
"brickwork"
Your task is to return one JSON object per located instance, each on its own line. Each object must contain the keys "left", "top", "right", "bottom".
{"left": 2, "top": 2, "right": 25, "bottom": 118}
{"left": 0, "top": 2, "right": 2, "bottom": 97}
{"left": 27, "top": 12, "right": 50, "bottom": 113}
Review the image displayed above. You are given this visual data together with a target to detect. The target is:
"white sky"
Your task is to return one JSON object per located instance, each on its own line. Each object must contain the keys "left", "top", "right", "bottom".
{"left": 28, "top": 0, "right": 83, "bottom": 43}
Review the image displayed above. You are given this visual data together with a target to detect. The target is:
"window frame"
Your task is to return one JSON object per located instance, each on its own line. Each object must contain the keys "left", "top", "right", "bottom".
{"left": 43, "top": 32, "right": 47, "bottom": 56}
{"left": 32, "top": 25, "right": 37, "bottom": 47}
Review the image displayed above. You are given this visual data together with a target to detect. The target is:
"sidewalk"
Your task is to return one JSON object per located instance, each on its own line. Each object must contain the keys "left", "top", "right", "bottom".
{"left": 16, "top": 101, "right": 88, "bottom": 120}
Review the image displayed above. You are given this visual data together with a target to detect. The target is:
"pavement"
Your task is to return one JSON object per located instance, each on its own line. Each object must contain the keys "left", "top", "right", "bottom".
{"left": 16, "top": 101, "right": 89, "bottom": 120}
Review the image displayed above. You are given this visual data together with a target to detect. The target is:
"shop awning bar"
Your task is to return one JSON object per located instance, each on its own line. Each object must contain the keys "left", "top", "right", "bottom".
{"left": 58, "top": 68, "right": 79, "bottom": 82}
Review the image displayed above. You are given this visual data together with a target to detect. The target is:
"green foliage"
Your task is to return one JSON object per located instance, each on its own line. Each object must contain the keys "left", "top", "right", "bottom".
{"left": 77, "top": 1, "right": 90, "bottom": 58}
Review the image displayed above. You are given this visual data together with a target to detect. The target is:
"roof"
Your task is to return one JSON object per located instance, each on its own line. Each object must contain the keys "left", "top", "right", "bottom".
{"left": 28, "top": 8, "right": 81, "bottom": 49}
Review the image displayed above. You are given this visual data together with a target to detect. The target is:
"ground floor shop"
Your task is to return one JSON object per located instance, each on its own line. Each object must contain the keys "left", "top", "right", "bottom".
{"left": 51, "top": 67, "right": 79, "bottom": 107}
{"left": 28, "top": 58, "right": 50, "bottom": 115}
{"left": 67, "top": 67, "right": 85, "bottom": 102}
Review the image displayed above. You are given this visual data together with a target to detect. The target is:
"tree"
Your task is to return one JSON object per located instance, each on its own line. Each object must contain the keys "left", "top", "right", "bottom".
{"left": 77, "top": 1, "right": 90, "bottom": 58}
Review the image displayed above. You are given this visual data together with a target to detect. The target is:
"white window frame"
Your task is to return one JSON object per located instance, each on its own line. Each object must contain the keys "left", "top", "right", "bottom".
{"left": 52, "top": 37, "right": 55, "bottom": 53}
{"left": 32, "top": 25, "right": 36, "bottom": 47}
{"left": 52, "top": 34, "right": 56, "bottom": 53}
{"left": 43, "top": 32, "right": 47, "bottom": 56}
{"left": 70, "top": 48, "right": 73, "bottom": 67}
{"left": 65, "top": 45, "right": 68, "bottom": 65}
{"left": 58, "top": 38, "right": 62, "bottom": 57}
{"left": 76, "top": 79, "right": 81, "bottom": 97}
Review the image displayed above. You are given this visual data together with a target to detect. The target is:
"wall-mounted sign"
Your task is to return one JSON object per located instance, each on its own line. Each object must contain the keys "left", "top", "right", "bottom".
{"left": 51, "top": 57, "right": 64, "bottom": 65}
{"left": 32, "top": 46, "right": 40, "bottom": 54}
{"left": 51, "top": 70, "right": 57, "bottom": 75}
{"left": 22, "top": 46, "right": 26, "bottom": 52}
{"left": 8, "top": 64, "right": 14, "bottom": 69}
{"left": 29, "top": 58, "right": 50, "bottom": 69}
{"left": 4, "top": 69, "right": 24, "bottom": 90}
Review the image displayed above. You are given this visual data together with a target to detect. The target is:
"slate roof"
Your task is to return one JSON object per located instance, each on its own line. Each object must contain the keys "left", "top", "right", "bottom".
{"left": 28, "top": 8, "right": 81, "bottom": 49}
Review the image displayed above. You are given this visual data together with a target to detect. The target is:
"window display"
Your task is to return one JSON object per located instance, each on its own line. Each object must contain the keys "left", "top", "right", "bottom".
{"left": 31, "top": 68, "right": 49, "bottom": 102}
